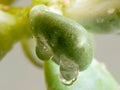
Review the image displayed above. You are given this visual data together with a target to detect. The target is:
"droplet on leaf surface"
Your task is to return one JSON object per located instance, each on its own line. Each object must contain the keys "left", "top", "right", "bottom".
{"left": 59, "top": 55, "right": 79, "bottom": 85}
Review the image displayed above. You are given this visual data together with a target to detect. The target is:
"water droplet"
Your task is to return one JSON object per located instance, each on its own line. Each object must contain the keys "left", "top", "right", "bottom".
{"left": 59, "top": 55, "right": 79, "bottom": 85}
{"left": 37, "top": 35, "right": 49, "bottom": 52}
{"left": 43, "top": 46, "right": 48, "bottom": 51}
{"left": 59, "top": 73, "right": 77, "bottom": 85}
{"left": 36, "top": 36, "right": 54, "bottom": 60}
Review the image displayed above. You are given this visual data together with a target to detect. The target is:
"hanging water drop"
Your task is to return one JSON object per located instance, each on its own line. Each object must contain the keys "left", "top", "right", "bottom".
{"left": 59, "top": 55, "right": 79, "bottom": 85}
{"left": 36, "top": 36, "right": 54, "bottom": 61}
{"left": 43, "top": 45, "right": 49, "bottom": 51}
{"left": 59, "top": 73, "right": 77, "bottom": 85}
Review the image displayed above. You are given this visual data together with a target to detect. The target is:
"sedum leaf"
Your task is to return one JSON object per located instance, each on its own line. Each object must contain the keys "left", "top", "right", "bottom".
{"left": 0, "top": 7, "right": 31, "bottom": 59}
{"left": 44, "top": 59, "right": 120, "bottom": 90}
{"left": 0, "top": 11, "right": 16, "bottom": 59}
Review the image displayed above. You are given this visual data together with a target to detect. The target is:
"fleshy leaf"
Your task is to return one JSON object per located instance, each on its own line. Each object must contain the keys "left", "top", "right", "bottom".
{"left": 0, "top": 11, "right": 16, "bottom": 59}
{"left": 30, "top": 5, "right": 94, "bottom": 72}
{"left": 0, "top": 7, "right": 31, "bottom": 59}
{"left": 44, "top": 59, "right": 120, "bottom": 90}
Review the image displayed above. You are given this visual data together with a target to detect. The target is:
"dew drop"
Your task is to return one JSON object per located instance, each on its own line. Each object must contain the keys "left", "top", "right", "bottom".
{"left": 43, "top": 46, "right": 48, "bottom": 51}
{"left": 59, "top": 73, "right": 77, "bottom": 85}
{"left": 36, "top": 36, "right": 54, "bottom": 60}
{"left": 59, "top": 55, "right": 79, "bottom": 85}
{"left": 37, "top": 35, "right": 49, "bottom": 53}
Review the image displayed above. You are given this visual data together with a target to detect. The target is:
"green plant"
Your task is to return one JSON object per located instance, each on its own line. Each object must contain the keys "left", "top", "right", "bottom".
{"left": 0, "top": 0, "right": 120, "bottom": 90}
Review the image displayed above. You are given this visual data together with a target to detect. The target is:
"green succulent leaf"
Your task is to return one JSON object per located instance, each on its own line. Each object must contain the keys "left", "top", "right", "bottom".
{"left": 30, "top": 5, "right": 94, "bottom": 84}
{"left": 44, "top": 59, "right": 120, "bottom": 90}
{"left": 30, "top": 5, "right": 94, "bottom": 71}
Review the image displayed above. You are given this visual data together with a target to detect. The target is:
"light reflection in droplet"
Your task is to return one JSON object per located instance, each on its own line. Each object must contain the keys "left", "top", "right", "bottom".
{"left": 59, "top": 73, "right": 77, "bottom": 85}
{"left": 59, "top": 56, "right": 79, "bottom": 85}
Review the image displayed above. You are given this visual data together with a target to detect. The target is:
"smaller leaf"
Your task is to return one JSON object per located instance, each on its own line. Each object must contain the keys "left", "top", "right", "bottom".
{"left": 0, "top": 7, "right": 31, "bottom": 60}
{"left": 0, "top": 11, "right": 15, "bottom": 59}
